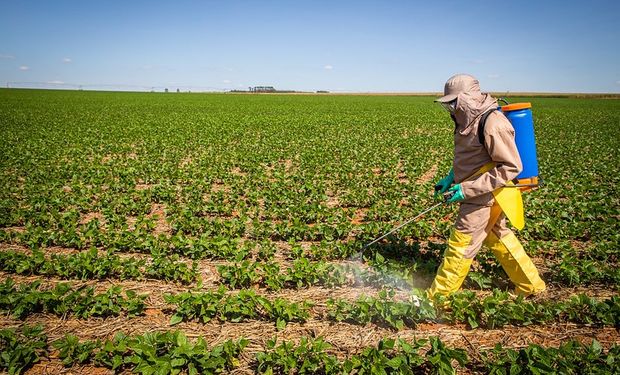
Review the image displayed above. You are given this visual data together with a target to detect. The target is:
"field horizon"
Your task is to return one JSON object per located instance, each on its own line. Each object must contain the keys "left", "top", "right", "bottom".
{"left": 3, "top": 87, "right": 620, "bottom": 99}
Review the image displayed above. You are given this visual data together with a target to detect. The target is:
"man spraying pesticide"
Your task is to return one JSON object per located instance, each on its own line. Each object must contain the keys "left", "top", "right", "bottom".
{"left": 428, "top": 74, "right": 546, "bottom": 299}
{"left": 361, "top": 74, "right": 546, "bottom": 299}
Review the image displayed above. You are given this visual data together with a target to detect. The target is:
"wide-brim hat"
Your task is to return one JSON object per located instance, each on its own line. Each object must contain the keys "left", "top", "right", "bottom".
{"left": 435, "top": 74, "right": 480, "bottom": 102}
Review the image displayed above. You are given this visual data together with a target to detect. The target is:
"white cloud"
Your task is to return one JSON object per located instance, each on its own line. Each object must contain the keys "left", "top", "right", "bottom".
{"left": 488, "top": 74, "right": 500, "bottom": 79}
{"left": 47, "top": 80, "right": 64, "bottom": 84}
{"left": 324, "top": 65, "right": 333, "bottom": 70}
{"left": 19, "top": 65, "right": 30, "bottom": 71}
{"left": 62, "top": 57, "right": 72, "bottom": 63}
{"left": 222, "top": 79, "right": 231, "bottom": 84}
{"left": 0, "top": 54, "right": 15, "bottom": 59}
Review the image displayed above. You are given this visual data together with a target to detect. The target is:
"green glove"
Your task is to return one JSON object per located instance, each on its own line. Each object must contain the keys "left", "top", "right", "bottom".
{"left": 446, "top": 184, "right": 465, "bottom": 204}
{"left": 434, "top": 169, "right": 454, "bottom": 196}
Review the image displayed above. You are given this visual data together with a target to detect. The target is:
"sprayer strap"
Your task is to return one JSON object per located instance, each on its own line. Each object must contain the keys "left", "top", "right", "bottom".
{"left": 478, "top": 108, "right": 497, "bottom": 145}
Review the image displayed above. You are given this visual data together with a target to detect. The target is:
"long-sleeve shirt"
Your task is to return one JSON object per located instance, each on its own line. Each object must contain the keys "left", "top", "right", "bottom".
{"left": 452, "top": 94, "right": 523, "bottom": 206}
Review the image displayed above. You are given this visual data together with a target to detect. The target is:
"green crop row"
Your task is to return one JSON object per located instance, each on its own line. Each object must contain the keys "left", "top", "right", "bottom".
{"left": 552, "top": 256, "right": 620, "bottom": 287}
{"left": 547, "top": 240, "right": 620, "bottom": 287}
{"left": 217, "top": 258, "right": 353, "bottom": 290}
{"left": 328, "top": 289, "right": 437, "bottom": 330}
{"left": 4, "top": 227, "right": 616, "bottom": 296}
{"left": 1, "top": 226, "right": 371, "bottom": 263}
{"left": 8, "top": 232, "right": 618, "bottom": 297}
{"left": 77, "top": 331, "right": 246, "bottom": 374}
{"left": 448, "top": 290, "right": 620, "bottom": 329}
{"left": 257, "top": 336, "right": 467, "bottom": 375}
{"left": 164, "top": 287, "right": 313, "bottom": 330}
{"left": 14, "top": 236, "right": 620, "bottom": 296}
{"left": 3, "top": 325, "right": 619, "bottom": 375}
{"left": 329, "top": 289, "right": 620, "bottom": 330}
{"left": 4, "top": 277, "right": 618, "bottom": 331}
{"left": 0, "top": 278, "right": 145, "bottom": 319}
{"left": 256, "top": 335, "right": 620, "bottom": 375}
{"left": 217, "top": 251, "right": 446, "bottom": 292}
{"left": 0, "top": 325, "right": 246, "bottom": 375}
{"left": 0, "top": 247, "right": 197, "bottom": 284}
{"left": 0, "top": 245, "right": 381, "bottom": 290}
{"left": 0, "top": 243, "right": 428, "bottom": 294}
{"left": 0, "top": 227, "right": 256, "bottom": 261}
{"left": 0, "top": 246, "right": 392, "bottom": 292}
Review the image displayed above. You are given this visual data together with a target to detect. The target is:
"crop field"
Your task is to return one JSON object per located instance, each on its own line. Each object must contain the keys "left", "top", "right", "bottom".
{"left": 1, "top": 88, "right": 619, "bottom": 374}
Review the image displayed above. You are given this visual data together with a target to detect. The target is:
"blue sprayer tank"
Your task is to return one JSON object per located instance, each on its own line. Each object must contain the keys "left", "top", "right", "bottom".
{"left": 500, "top": 102, "right": 539, "bottom": 189}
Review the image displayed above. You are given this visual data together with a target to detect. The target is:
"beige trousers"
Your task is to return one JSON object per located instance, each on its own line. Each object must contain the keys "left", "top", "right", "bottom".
{"left": 454, "top": 203, "right": 512, "bottom": 259}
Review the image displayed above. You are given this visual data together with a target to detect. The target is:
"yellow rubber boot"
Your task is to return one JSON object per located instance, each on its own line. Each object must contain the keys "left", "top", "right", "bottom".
{"left": 484, "top": 232, "right": 546, "bottom": 296}
{"left": 427, "top": 229, "right": 474, "bottom": 299}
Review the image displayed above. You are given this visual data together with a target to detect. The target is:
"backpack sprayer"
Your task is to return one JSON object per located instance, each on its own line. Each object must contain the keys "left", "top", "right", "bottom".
{"left": 500, "top": 102, "right": 541, "bottom": 190}
{"left": 357, "top": 101, "right": 541, "bottom": 256}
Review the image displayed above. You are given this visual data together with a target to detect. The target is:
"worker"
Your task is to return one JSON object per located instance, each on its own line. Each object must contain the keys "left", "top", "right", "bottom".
{"left": 428, "top": 74, "right": 546, "bottom": 299}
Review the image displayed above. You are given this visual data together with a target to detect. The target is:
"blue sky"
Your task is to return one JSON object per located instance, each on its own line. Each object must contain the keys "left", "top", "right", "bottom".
{"left": 1, "top": 0, "right": 618, "bottom": 92}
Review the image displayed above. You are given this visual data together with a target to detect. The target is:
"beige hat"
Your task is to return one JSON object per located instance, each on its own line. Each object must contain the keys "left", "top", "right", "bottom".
{"left": 435, "top": 74, "right": 481, "bottom": 102}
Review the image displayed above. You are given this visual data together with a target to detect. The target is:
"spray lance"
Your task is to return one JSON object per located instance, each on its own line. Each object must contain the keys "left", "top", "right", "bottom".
{"left": 356, "top": 190, "right": 456, "bottom": 258}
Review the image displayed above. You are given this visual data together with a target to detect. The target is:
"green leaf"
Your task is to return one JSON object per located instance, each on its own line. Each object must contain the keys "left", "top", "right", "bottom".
{"left": 276, "top": 318, "right": 286, "bottom": 331}
{"left": 170, "top": 358, "right": 186, "bottom": 367}
{"left": 169, "top": 314, "right": 183, "bottom": 325}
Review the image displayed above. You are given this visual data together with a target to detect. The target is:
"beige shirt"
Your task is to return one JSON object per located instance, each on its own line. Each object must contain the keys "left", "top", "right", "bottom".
{"left": 452, "top": 92, "right": 523, "bottom": 206}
